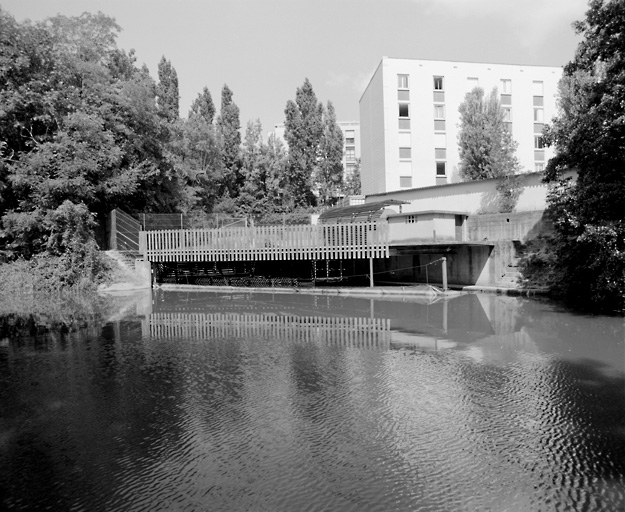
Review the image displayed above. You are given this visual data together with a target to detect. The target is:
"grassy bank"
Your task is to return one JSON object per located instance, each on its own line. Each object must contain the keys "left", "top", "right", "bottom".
{"left": 0, "top": 253, "right": 135, "bottom": 330}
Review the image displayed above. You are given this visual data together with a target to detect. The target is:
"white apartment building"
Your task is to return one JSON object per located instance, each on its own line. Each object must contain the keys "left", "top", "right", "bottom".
{"left": 338, "top": 121, "right": 360, "bottom": 181}
{"left": 359, "top": 57, "right": 562, "bottom": 195}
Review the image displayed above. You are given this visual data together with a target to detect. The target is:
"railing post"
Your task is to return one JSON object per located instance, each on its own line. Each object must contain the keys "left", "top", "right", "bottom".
{"left": 369, "top": 257, "right": 374, "bottom": 288}
{"left": 441, "top": 256, "right": 448, "bottom": 291}
{"left": 139, "top": 231, "right": 147, "bottom": 259}
{"left": 109, "top": 209, "right": 117, "bottom": 250}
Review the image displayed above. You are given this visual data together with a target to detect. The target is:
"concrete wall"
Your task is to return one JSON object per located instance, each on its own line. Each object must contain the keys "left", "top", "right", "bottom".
{"left": 360, "top": 60, "right": 387, "bottom": 194}
{"left": 387, "top": 213, "right": 460, "bottom": 244}
{"left": 467, "top": 211, "right": 553, "bottom": 242}
{"left": 377, "top": 245, "right": 492, "bottom": 286}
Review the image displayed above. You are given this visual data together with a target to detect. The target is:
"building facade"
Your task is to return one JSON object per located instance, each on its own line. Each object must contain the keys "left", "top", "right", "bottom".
{"left": 359, "top": 57, "right": 562, "bottom": 195}
{"left": 337, "top": 121, "right": 360, "bottom": 181}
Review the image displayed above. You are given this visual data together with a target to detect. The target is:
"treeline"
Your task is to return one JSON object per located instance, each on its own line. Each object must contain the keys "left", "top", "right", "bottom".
{"left": 0, "top": 8, "right": 360, "bottom": 264}
{"left": 529, "top": 0, "right": 625, "bottom": 313}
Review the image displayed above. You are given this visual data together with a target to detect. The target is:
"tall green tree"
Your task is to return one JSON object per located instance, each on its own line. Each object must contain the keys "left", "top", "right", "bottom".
{"left": 156, "top": 56, "right": 179, "bottom": 123}
{"left": 458, "top": 87, "right": 522, "bottom": 211}
{"left": 316, "top": 101, "right": 344, "bottom": 205}
{"left": 237, "top": 119, "right": 267, "bottom": 216}
{"left": 189, "top": 86, "right": 216, "bottom": 124}
{"left": 284, "top": 78, "right": 323, "bottom": 207}
{"left": 542, "top": 0, "right": 625, "bottom": 312}
{"left": 168, "top": 115, "right": 222, "bottom": 215}
{"left": 236, "top": 120, "right": 289, "bottom": 218}
{"left": 343, "top": 158, "right": 362, "bottom": 196}
{"left": 216, "top": 84, "right": 241, "bottom": 199}
{"left": 0, "top": 10, "right": 182, "bottom": 256}
{"left": 458, "top": 87, "right": 521, "bottom": 180}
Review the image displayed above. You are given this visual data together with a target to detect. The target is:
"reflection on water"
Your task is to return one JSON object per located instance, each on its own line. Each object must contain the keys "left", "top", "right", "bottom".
{"left": 0, "top": 290, "right": 624, "bottom": 511}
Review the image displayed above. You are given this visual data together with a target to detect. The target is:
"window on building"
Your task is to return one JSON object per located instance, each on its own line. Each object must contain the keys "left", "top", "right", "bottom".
{"left": 345, "top": 148, "right": 356, "bottom": 161}
{"left": 405, "top": 215, "right": 417, "bottom": 224}
{"left": 399, "top": 147, "right": 412, "bottom": 159}
{"left": 534, "top": 135, "right": 545, "bottom": 149}
{"left": 533, "top": 108, "right": 544, "bottom": 123}
{"left": 398, "top": 74, "right": 409, "bottom": 89}
{"left": 398, "top": 118, "right": 411, "bottom": 129}
{"left": 400, "top": 176, "right": 412, "bottom": 188}
{"left": 346, "top": 163, "right": 356, "bottom": 175}
{"left": 532, "top": 80, "right": 544, "bottom": 96}
{"left": 434, "top": 104, "right": 445, "bottom": 119}
{"left": 502, "top": 107, "right": 512, "bottom": 122}
{"left": 433, "top": 76, "right": 444, "bottom": 90}
{"left": 434, "top": 119, "right": 446, "bottom": 131}
{"left": 501, "top": 94, "right": 512, "bottom": 106}
{"left": 435, "top": 148, "right": 446, "bottom": 160}
{"left": 436, "top": 162, "right": 446, "bottom": 176}
{"left": 398, "top": 103, "right": 409, "bottom": 118}
{"left": 535, "top": 163, "right": 545, "bottom": 172}
{"left": 500, "top": 79, "right": 512, "bottom": 94}
{"left": 533, "top": 96, "right": 544, "bottom": 107}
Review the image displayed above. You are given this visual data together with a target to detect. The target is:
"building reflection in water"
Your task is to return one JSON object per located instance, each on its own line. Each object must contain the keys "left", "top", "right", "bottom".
{"left": 142, "top": 289, "right": 499, "bottom": 352}
{"left": 2, "top": 288, "right": 623, "bottom": 511}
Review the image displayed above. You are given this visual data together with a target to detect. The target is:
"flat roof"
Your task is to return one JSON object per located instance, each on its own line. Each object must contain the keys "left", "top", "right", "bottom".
{"left": 319, "top": 199, "right": 408, "bottom": 222}
{"left": 386, "top": 210, "right": 470, "bottom": 218}
{"left": 365, "top": 171, "right": 545, "bottom": 199}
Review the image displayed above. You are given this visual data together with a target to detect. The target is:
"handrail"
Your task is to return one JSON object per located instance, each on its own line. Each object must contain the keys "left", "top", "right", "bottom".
{"left": 140, "top": 221, "right": 389, "bottom": 262}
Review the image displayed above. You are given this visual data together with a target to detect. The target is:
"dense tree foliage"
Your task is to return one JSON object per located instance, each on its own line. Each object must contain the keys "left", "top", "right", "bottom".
{"left": 237, "top": 120, "right": 288, "bottom": 217}
{"left": 0, "top": 8, "right": 182, "bottom": 257}
{"left": 189, "top": 86, "right": 216, "bottom": 124}
{"left": 458, "top": 87, "right": 522, "bottom": 212}
{"left": 343, "top": 158, "right": 362, "bottom": 196}
{"left": 284, "top": 79, "right": 346, "bottom": 206}
{"left": 284, "top": 78, "right": 324, "bottom": 206}
{"left": 216, "top": 84, "right": 242, "bottom": 201}
{"left": 156, "top": 56, "right": 179, "bottom": 123}
{"left": 316, "top": 101, "right": 344, "bottom": 205}
{"left": 0, "top": 7, "right": 347, "bottom": 267}
{"left": 542, "top": 0, "right": 625, "bottom": 312}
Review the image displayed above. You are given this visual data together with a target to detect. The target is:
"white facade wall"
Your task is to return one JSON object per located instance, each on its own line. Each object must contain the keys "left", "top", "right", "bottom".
{"left": 359, "top": 57, "right": 562, "bottom": 195}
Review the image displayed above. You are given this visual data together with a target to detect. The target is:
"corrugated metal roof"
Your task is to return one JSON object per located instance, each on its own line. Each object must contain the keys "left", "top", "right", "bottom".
{"left": 318, "top": 199, "right": 408, "bottom": 223}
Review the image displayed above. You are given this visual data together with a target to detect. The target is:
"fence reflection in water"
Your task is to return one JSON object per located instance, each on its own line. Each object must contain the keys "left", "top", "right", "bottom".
{"left": 147, "top": 313, "right": 392, "bottom": 349}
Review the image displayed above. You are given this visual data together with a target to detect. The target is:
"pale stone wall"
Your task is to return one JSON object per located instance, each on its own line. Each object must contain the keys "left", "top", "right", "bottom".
{"left": 387, "top": 213, "right": 459, "bottom": 244}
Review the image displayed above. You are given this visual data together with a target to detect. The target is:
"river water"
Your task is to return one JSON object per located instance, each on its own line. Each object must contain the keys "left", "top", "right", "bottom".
{"left": 1, "top": 290, "right": 624, "bottom": 511}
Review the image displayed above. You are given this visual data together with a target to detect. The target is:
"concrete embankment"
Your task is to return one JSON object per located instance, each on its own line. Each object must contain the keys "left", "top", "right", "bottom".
{"left": 155, "top": 283, "right": 461, "bottom": 298}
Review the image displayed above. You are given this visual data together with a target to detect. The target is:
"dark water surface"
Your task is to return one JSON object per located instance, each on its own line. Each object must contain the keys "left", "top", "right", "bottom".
{"left": 1, "top": 290, "right": 624, "bottom": 511}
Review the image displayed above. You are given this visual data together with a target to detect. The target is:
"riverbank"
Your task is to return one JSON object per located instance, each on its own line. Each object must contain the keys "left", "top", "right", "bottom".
{"left": 0, "top": 252, "right": 146, "bottom": 327}
{"left": 153, "top": 282, "right": 551, "bottom": 299}
{"left": 98, "top": 251, "right": 553, "bottom": 299}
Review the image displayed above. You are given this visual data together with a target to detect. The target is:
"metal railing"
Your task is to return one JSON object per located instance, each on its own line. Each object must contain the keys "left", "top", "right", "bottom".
{"left": 139, "top": 222, "right": 389, "bottom": 262}
{"left": 108, "top": 209, "right": 141, "bottom": 252}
